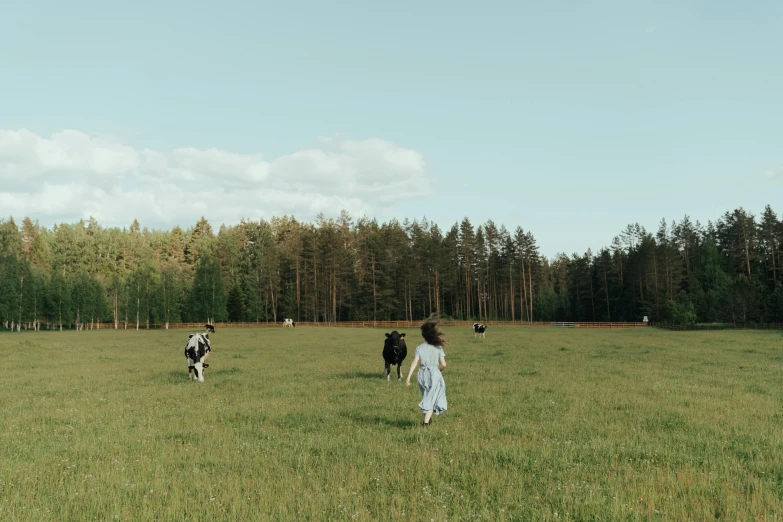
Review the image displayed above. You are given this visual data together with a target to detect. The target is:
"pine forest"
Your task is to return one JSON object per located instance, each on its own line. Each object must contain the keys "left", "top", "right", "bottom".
{"left": 0, "top": 205, "right": 781, "bottom": 330}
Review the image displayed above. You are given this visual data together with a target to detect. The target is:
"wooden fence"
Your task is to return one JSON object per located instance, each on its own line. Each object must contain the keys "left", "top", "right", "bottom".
{"left": 551, "top": 322, "right": 649, "bottom": 329}
{"left": 18, "top": 321, "right": 783, "bottom": 332}
{"left": 299, "top": 320, "right": 553, "bottom": 328}
{"left": 652, "top": 322, "right": 783, "bottom": 331}
{"left": 89, "top": 320, "right": 550, "bottom": 330}
{"left": 76, "top": 320, "right": 649, "bottom": 330}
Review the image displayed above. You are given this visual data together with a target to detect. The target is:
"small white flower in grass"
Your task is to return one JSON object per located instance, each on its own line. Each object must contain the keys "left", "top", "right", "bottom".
{"left": 210, "top": 497, "right": 215, "bottom": 502}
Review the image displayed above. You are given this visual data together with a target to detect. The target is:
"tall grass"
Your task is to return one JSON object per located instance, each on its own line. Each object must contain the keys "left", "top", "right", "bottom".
{"left": 1, "top": 327, "right": 782, "bottom": 520}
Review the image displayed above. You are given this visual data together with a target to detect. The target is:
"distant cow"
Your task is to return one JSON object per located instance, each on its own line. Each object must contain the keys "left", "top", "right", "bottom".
{"left": 185, "top": 324, "right": 214, "bottom": 382}
{"left": 283, "top": 318, "right": 296, "bottom": 328}
{"left": 382, "top": 331, "right": 408, "bottom": 381}
{"left": 473, "top": 323, "right": 487, "bottom": 339}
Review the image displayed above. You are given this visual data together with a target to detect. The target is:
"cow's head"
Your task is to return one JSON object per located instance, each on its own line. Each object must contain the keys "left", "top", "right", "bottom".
{"left": 385, "top": 331, "right": 406, "bottom": 353}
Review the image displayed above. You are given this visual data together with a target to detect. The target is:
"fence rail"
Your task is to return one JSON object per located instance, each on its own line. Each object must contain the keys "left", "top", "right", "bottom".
{"left": 576, "top": 322, "right": 648, "bottom": 329}
{"left": 32, "top": 320, "right": 651, "bottom": 331}
{"left": 550, "top": 322, "right": 649, "bottom": 329}
{"left": 652, "top": 322, "right": 783, "bottom": 331}
{"left": 15, "top": 321, "right": 783, "bottom": 332}
{"left": 87, "top": 320, "right": 553, "bottom": 330}
{"left": 29, "top": 321, "right": 783, "bottom": 332}
{"left": 298, "top": 320, "right": 554, "bottom": 328}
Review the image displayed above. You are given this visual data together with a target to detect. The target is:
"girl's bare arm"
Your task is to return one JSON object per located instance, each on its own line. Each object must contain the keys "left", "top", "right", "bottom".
{"left": 405, "top": 355, "right": 420, "bottom": 386}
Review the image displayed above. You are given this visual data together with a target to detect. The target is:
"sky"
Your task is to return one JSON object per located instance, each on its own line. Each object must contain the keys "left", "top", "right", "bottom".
{"left": 1, "top": 0, "right": 781, "bottom": 257}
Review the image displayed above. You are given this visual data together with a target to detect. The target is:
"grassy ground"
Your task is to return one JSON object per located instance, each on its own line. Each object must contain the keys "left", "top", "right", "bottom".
{"left": 1, "top": 326, "right": 782, "bottom": 521}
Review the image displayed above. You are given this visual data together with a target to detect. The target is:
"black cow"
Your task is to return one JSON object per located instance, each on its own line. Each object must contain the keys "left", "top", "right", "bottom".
{"left": 473, "top": 323, "right": 487, "bottom": 339}
{"left": 185, "top": 324, "right": 214, "bottom": 382}
{"left": 382, "top": 331, "right": 408, "bottom": 381}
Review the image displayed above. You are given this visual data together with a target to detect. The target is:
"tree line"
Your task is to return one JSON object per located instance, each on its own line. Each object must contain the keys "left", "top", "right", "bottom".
{"left": 0, "top": 205, "right": 781, "bottom": 331}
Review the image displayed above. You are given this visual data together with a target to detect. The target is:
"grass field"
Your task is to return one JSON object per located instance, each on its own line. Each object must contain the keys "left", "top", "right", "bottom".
{"left": 1, "top": 326, "right": 782, "bottom": 521}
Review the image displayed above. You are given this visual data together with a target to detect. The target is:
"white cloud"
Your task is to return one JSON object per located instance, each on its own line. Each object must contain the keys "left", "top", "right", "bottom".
{"left": 0, "top": 129, "right": 432, "bottom": 228}
{"left": 764, "top": 168, "right": 780, "bottom": 179}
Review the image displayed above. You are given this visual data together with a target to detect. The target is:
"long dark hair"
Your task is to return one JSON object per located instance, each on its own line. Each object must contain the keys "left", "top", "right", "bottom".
{"left": 420, "top": 313, "right": 447, "bottom": 347}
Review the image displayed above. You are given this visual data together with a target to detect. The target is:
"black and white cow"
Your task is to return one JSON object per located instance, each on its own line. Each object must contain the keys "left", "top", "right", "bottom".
{"left": 283, "top": 318, "right": 296, "bottom": 328}
{"left": 185, "top": 324, "right": 214, "bottom": 382}
{"left": 473, "top": 323, "right": 487, "bottom": 339}
{"left": 382, "top": 331, "right": 408, "bottom": 381}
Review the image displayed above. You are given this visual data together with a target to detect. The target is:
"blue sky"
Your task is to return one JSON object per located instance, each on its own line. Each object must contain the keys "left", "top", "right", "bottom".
{"left": 1, "top": 0, "right": 781, "bottom": 257}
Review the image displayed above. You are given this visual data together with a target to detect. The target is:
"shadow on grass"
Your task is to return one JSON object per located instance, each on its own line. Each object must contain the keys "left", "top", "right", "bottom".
{"left": 340, "top": 412, "right": 419, "bottom": 429}
{"left": 158, "top": 368, "right": 240, "bottom": 384}
{"left": 337, "top": 371, "right": 385, "bottom": 380}
{"left": 159, "top": 370, "right": 188, "bottom": 383}
{"left": 211, "top": 367, "right": 241, "bottom": 376}
{"left": 158, "top": 370, "right": 211, "bottom": 384}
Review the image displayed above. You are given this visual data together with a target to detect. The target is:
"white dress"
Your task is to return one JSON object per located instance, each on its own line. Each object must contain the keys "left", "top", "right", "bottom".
{"left": 414, "top": 343, "right": 448, "bottom": 415}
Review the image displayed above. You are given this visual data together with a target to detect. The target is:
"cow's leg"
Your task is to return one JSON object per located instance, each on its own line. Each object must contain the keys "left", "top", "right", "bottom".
{"left": 396, "top": 364, "right": 402, "bottom": 381}
{"left": 384, "top": 362, "right": 391, "bottom": 381}
{"left": 188, "top": 365, "right": 195, "bottom": 380}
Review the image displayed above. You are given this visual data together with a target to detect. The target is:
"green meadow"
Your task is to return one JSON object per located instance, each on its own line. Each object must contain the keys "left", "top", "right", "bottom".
{"left": 1, "top": 326, "right": 782, "bottom": 521}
